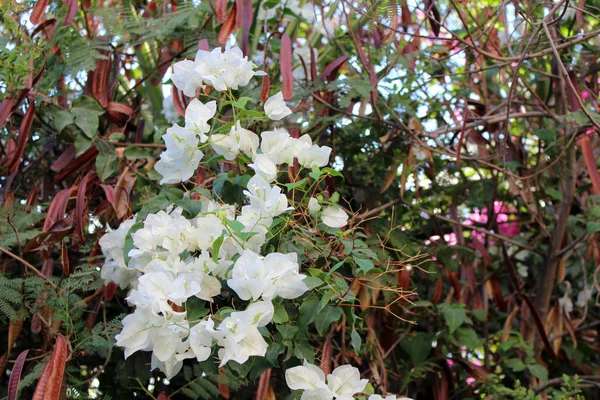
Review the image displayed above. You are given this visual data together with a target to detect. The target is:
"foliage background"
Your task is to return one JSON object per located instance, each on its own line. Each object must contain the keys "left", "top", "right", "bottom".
{"left": 1, "top": 0, "right": 600, "bottom": 398}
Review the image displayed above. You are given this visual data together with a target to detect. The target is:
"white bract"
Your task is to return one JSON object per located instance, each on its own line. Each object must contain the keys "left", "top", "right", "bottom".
{"left": 185, "top": 99, "right": 216, "bottom": 141}
{"left": 102, "top": 47, "right": 353, "bottom": 382}
{"left": 210, "top": 121, "right": 259, "bottom": 161}
{"left": 265, "top": 91, "right": 293, "bottom": 121}
{"left": 285, "top": 361, "right": 368, "bottom": 399}
{"left": 308, "top": 197, "right": 321, "bottom": 214}
{"left": 321, "top": 206, "right": 349, "bottom": 228}
{"left": 155, "top": 124, "right": 204, "bottom": 184}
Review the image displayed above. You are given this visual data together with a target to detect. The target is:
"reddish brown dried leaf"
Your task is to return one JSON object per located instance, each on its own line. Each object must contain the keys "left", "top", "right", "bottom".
{"left": 103, "top": 282, "right": 118, "bottom": 301}
{"left": 75, "top": 172, "right": 94, "bottom": 242}
{"left": 320, "top": 56, "right": 349, "bottom": 82}
{"left": 24, "top": 216, "right": 74, "bottom": 253}
{"left": 172, "top": 86, "right": 186, "bottom": 117}
{"left": 114, "top": 167, "right": 136, "bottom": 220}
{"left": 240, "top": 0, "right": 253, "bottom": 55}
{"left": 218, "top": 367, "right": 230, "bottom": 399}
{"left": 216, "top": 0, "right": 228, "bottom": 23}
{"left": 218, "top": 4, "right": 237, "bottom": 45}
{"left": 254, "top": 369, "right": 272, "bottom": 400}
{"left": 30, "top": 0, "right": 49, "bottom": 25}
{"left": 320, "top": 337, "right": 332, "bottom": 376}
{"left": 51, "top": 146, "right": 76, "bottom": 172}
{"left": 432, "top": 278, "right": 443, "bottom": 304}
{"left": 580, "top": 135, "right": 600, "bottom": 195}
{"left": 7, "top": 318, "right": 24, "bottom": 362}
{"left": 64, "top": 0, "right": 78, "bottom": 25}
{"left": 157, "top": 393, "right": 170, "bottom": 400}
{"left": 501, "top": 306, "right": 519, "bottom": 342}
{"left": 32, "top": 358, "right": 53, "bottom": 400}
{"left": 3, "top": 102, "right": 35, "bottom": 173}
{"left": 0, "top": 97, "right": 15, "bottom": 128}
{"left": 52, "top": 146, "right": 98, "bottom": 184}
{"left": 61, "top": 240, "right": 70, "bottom": 276}
{"left": 260, "top": 75, "right": 271, "bottom": 103}
{"left": 43, "top": 188, "right": 72, "bottom": 231}
{"left": 43, "top": 334, "right": 68, "bottom": 400}
{"left": 280, "top": 34, "right": 293, "bottom": 101}
{"left": 100, "top": 184, "right": 116, "bottom": 205}
{"left": 197, "top": 38, "right": 209, "bottom": 51}
{"left": 7, "top": 350, "right": 29, "bottom": 400}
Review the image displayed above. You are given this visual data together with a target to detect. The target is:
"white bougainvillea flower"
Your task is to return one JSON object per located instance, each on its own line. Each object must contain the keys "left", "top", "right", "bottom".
{"left": 285, "top": 360, "right": 328, "bottom": 391}
{"left": 171, "top": 59, "right": 205, "bottom": 97}
{"left": 244, "top": 175, "right": 293, "bottom": 217}
{"left": 197, "top": 46, "right": 265, "bottom": 91}
{"left": 326, "top": 364, "right": 368, "bottom": 397}
{"left": 215, "top": 305, "right": 270, "bottom": 366}
{"left": 116, "top": 307, "right": 163, "bottom": 359}
{"left": 264, "top": 91, "right": 293, "bottom": 121}
{"left": 249, "top": 153, "right": 278, "bottom": 182}
{"left": 260, "top": 128, "right": 292, "bottom": 164}
{"left": 286, "top": 361, "right": 368, "bottom": 399}
{"left": 369, "top": 395, "right": 414, "bottom": 400}
{"left": 185, "top": 99, "right": 216, "bottom": 140}
{"left": 297, "top": 144, "right": 332, "bottom": 168}
{"left": 188, "top": 317, "right": 216, "bottom": 362}
{"left": 210, "top": 121, "right": 259, "bottom": 160}
{"left": 99, "top": 218, "right": 140, "bottom": 288}
{"left": 155, "top": 124, "right": 204, "bottom": 184}
{"left": 227, "top": 249, "right": 270, "bottom": 301}
{"left": 321, "top": 206, "right": 349, "bottom": 228}
{"left": 308, "top": 197, "right": 321, "bottom": 214}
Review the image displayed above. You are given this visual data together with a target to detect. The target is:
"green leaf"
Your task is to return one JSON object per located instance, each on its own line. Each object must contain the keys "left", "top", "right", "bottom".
{"left": 232, "top": 97, "right": 252, "bottom": 109}
{"left": 175, "top": 198, "right": 203, "bottom": 218}
{"left": 293, "top": 341, "right": 314, "bottom": 364}
{"left": 350, "top": 329, "right": 362, "bottom": 353}
{"left": 315, "top": 304, "right": 342, "bottom": 336}
{"left": 546, "top": 188, "right": 563, "bottom": 201}
{"left": 299, "top": 295, "right": 320, "bottom": 326}
{"left": 54, "top": 110, "right": 74, "bottom": 132}
{"left": 212, "top": 235, "right": 225, "bottom": 263}
{"left": 471, "top": 309, "right": 488, "bottom": 322}
{"left": 71, "top": 95, "right": 105, "bottom": 114}
{"left": 95, "top": 140, "right": 118, "bottom": 182}
{"left": 455, "top": 327, "right": 482, "bottom": 349}
{"left": 527, "top": 364, "right": 548, "bottom": 382}
{"left": 273, "top": 302, "right": 289, "bottom": 324}
{"left": 284, "top": 178, "right": 308, "bottom": 191}
{"left": 506, "top": 358, "right": 526, "bottom": 372}
{"left": 586, "top": 221, "right": 600, "bottom": 234}
{"left": 74, "top": 134, "right": 94, "bottom": 156}
{"left": 72, "top": 108, "right": 100, "bottom": 138}
{"left": 534, "top": 129, "right": 556, "bottom": 143}
{"left": 124, "top": 146, "right": 153, "bottom": 161}
{"left": 303, "top": 276, "right": 324, "bottom": 289}
{"left": 266, "top": 342, "right": 284, "bottom": 366}
{"left": 439, "top": 304, "right": 467, "bottom": 334}
{"left": 123, "top": 221, "right": 145, "bottom": 266}
{"left": 401, "top": 333, "right": 432, "bottom": 366}
{"left": 276, "top": 324, "right": 299, "bottom": 340}
{"left": 353, "top": 256, "right": 374, "bottom": 274}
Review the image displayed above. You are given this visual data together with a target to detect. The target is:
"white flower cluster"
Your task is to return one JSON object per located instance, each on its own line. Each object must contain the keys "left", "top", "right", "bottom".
{"left": 101, "top": 45, "right": 351, "bottom": 380}
{"left": 106, "top": 194, "right": 309, "bottom": 378}
{"left": 156, "top": 45, "right": 331, "bottom": 185}
{"left": 285, "top": 361, "right": 413, "bottom": 400}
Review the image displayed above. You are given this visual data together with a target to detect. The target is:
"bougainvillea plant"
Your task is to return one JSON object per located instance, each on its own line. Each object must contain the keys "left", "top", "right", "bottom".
{"left": 2, "top": 0, "right": 600, "bottom": 399}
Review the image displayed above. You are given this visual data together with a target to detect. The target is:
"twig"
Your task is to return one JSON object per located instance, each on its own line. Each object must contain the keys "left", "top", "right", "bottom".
{"left": 0, "top": 246, "right": 56, "bottom": 287}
